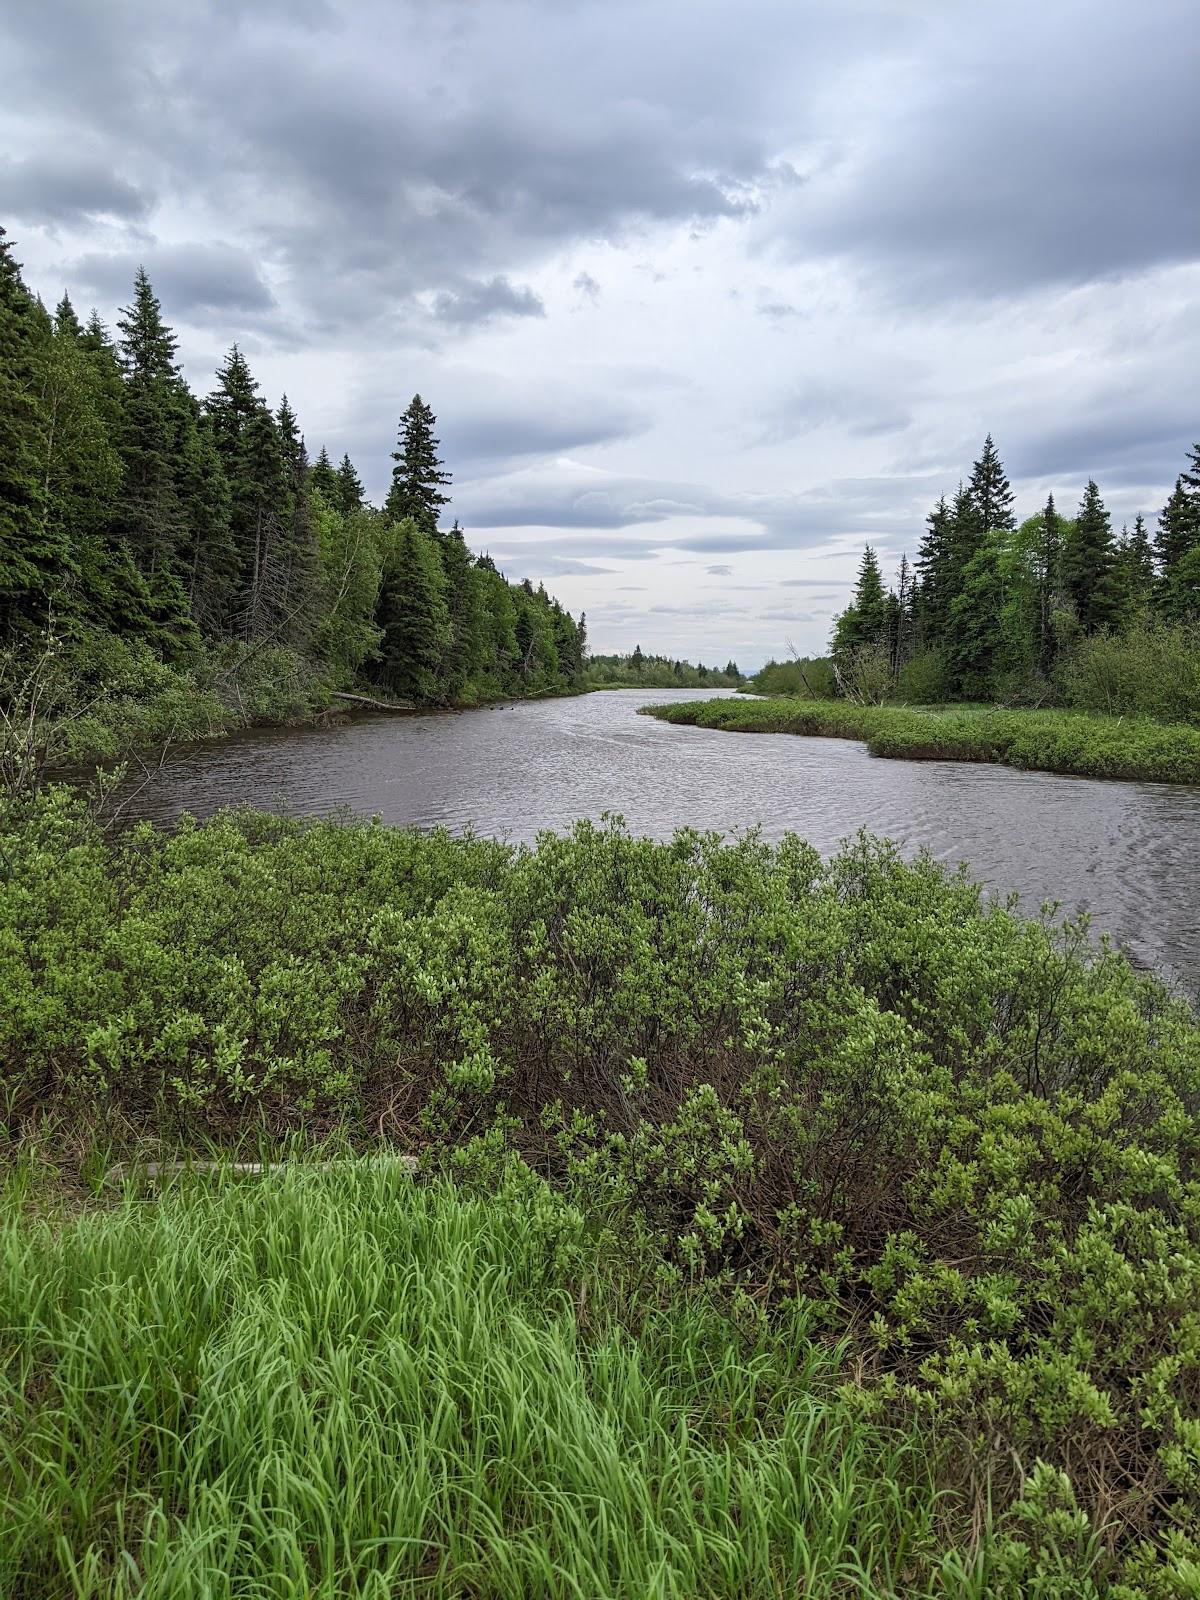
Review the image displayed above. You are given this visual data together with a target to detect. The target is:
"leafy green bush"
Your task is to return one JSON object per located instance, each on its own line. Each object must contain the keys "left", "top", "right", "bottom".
{"left": 749, "top": 656, "right": 838, "bottom": 698}
{"left": 3, "top": 793, "right": 1199, "bottom": 1587}
{"left": 1058, "top": 622, "right": 1200, "bottom": 726}
{"left": 646, "top": 697, "right": 1200, "bottom": 782}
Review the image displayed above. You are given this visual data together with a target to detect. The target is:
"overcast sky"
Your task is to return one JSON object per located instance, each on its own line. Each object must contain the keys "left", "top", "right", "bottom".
{"left": 3, "top": 1, "right": 1197, "bottom": 666}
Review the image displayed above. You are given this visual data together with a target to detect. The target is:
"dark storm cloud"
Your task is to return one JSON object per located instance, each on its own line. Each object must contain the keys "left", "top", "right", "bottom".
{"left": 70, "top": 243, "right": 275, "bottom": 319}
{"left": 432, "top": 276, "right": 545, "bottom": 326}
{"left": 0, "top": 154, "right": 152, "bottom": 226}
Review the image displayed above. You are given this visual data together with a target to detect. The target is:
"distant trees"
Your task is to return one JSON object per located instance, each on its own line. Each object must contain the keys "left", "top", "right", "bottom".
{"left": 585, "top": 652, "right": 744, "bottom": 689}
{"left": 0, "top": 230, "right": 587, "bottom": 709}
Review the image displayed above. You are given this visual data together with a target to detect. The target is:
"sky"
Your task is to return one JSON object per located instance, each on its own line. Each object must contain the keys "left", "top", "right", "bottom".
{"left": 2, "top": 0, "right": 1197, "bottom": 669}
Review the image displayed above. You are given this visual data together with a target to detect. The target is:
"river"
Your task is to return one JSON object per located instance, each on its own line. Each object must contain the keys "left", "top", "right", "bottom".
{"left": 116, "top": 687, "right": 1200, "bottom": 995}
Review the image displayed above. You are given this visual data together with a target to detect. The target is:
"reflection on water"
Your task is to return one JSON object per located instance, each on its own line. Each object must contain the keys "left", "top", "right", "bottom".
{"left": 114, "top": 688, "right": 1200, "bottom": 995}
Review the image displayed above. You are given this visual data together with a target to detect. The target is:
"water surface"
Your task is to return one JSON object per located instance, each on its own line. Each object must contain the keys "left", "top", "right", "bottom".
{"left": 116, "top": 688, "right": 1200, "bottom": 994}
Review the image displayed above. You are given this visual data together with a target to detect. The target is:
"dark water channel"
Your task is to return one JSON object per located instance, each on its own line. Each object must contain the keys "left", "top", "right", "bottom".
{"left": 116, "top": 688, "right": 1200, "bottom": 995}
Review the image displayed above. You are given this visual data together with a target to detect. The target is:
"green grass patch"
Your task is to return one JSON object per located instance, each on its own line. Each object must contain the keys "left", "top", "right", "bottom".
{"left": 644, "top": 697, "right": 1200, "bottom": 783}
{"left": 1, "top": 1159, "right": 973, "bottom": 1599}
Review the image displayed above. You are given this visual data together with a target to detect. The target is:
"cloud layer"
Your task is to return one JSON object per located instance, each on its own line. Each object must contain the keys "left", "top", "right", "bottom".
{"left": 1, "top": 0, "right": 1195, "bottom": 664}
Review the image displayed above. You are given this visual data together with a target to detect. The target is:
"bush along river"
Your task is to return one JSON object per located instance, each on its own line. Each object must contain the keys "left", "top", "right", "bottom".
{"left": 114, "top": 686, "right": 1200, "bottom": 995}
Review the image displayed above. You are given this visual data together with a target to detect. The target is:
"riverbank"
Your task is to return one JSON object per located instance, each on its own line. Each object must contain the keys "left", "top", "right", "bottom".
{"left": 4, "top": 633, "right": 586, "bottom": 780}
{"left": 645, "top": 696, "right": 1200, "bottom": 783}
{"left": 4, "top": 791, "right": 1198, "bottom": 1593}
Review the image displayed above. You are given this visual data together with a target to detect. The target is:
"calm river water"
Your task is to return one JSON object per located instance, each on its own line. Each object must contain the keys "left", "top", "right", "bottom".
{"left": 118, "top": 688, "right": 1200, "bottom": 994}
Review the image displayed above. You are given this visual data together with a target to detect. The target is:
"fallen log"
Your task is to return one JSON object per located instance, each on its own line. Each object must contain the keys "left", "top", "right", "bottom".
{"left": 330, "top": 691, "right": 419, "bottom": 712}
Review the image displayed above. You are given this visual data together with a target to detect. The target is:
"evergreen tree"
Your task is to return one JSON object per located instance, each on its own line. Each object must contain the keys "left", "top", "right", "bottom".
{"left": 309, "top": 445, "right": 339, "bottom": 501}
{"left": 967, "top": 433, "right": 1015, "bottom": 535}
{"left": 943, "top": 537, "right": 1007, "bottom": 696}
{"left": 438, "top": 520, "right": 485, "bottom": 697}
{"left": 53, "top": 292, "right": 82, "bottom": 340}
{"left": 383, "top": 394, "right": 450, "bottom": 533}
{"left": 336, "top": 452, "right": 365, "bottom": 516}
{"left": 0, "top": 226, "right": 65, "bottom": 635}
{"left": 914, "top": 495, "right": 952, "bottom": 645}
{"left": 1116, "top": 514, "right": 1156, "bottom": 614}
{"left": 1034, "top": 494, "right": 1064, "bottom": 674}
{"left": 1063, "top": 480, "right": 1121, "bottom": 633}
{"left": 1155, "top": 449, "right": 1200, "bottom": 618}
{"left": 376, "top": 520, "right": 450, "bottom": 698}
{"left": 274, "top": 395, "right": 320, "bottom": 650}
{"left": 176, "top": 404, "right": 237, "bottom": 636}
{"left": 113, "top": 268, "right": 188, "bottom": 583}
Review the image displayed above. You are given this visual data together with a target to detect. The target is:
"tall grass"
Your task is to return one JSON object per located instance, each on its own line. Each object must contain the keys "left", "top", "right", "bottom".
{"left": 645, "top": 697, "right": 1200, "bottom": 783}
{"left": 0, "top": 1159, "right": 987, "bottom": 1600}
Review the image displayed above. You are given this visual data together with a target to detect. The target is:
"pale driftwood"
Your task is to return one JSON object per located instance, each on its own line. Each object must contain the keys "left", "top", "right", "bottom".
{"left": 330, "top": 691, "right": 418, "bottom": 713}
{"left": 104, "top": 1154, "right": 419, "bottom": 1186}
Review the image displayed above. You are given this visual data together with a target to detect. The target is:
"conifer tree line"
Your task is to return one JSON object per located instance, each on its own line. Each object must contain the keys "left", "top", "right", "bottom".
{"left": 829, "top": 432, "right": 1200, "bottom": 704}
{"left": 0, "top": 228, "right": 586, "bottom": 705}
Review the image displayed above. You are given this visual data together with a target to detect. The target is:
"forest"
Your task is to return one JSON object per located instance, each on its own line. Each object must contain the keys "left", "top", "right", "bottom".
{"left": 586, "top": 647, "right": 743, "bottom": 688}
{"left": 821, "top": 433, "right": 1200, "bottom": 719}
{"left": 0, "top": 226, "right": 586, "bottom": 763}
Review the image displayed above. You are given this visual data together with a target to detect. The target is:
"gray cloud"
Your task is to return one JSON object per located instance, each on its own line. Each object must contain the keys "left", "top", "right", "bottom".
{"left": 775, "top": 1, "right": 1200, "bottom": 299}
{"left": 0, "top": 154, "right": 153, "bottom": 226}
{"left": 432, "top": 276, "right": 545, "bottom": 326}
{"left": 705, "top": 564, "right": 733, "bottom": 576}
{"left": 69, "top": 242, "right": 275, "bottom": 319}
{"left": 574, "top": 271, "right": 600, "bottom": 301}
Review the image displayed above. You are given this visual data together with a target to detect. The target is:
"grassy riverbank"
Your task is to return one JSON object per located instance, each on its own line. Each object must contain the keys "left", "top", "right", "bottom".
{"left": 645, "top": 696, "right": 1200, "bottom": 783}
{"left": 4, "top": 791, "right": 1200, "bottom": 1592}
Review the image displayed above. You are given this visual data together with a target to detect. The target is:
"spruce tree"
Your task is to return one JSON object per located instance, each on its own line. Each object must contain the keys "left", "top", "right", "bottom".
{"left": 0, "top": 226, "right": 67, "bottom": 636}
{"left": 967, "top": 433, "right": 1015, "bottom": 535}
{"left": 53, "top": 292, "right": 82, "bottom": 340}
{"left": 914, "top": 495, "right": 952, "bottom": 645}
{"left": 375, "top": 520, "right": 450, "bottom": 698}
{"left": 1116, "top": 514, "right": 1156, "bottom": 613}
{"left": 336, "top": 453, "right": 365, "bottom": 516}
{"left": 383, "top": 394, "right": 450, "bottom": 533}
{"left": 1063, "top": 480, "right": 1121, "bottom": 633}
{"left": 309, "top": 445, "right": 339, "bottom": 501}
{"left": 113, "top": 268, "right": 188, "bottom": 584}
{"left": 438, "top": 520, "right": 485, "bottom": 698}
{"left": 1154, "top": 449, "right": 1200, "bottom": 618}
{"left": 849, "top": 545, "right": 889, "bottom": 642}
{"left": 1034, "top": 494, "right": 1064, "bottom": 674}
{"left": 177, "top": 404, "right": 237, "bottom": 635}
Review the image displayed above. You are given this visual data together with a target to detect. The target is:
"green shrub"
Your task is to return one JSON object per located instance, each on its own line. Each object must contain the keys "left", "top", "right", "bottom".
{"left": 896, "top": 649, "right": 949, "bottom": 704}
{"left": 2, "top": 794, "right": 1199, "bottom": 1587}
{"left": 1057, "top": 622, "right": 1200, "bottom": 726}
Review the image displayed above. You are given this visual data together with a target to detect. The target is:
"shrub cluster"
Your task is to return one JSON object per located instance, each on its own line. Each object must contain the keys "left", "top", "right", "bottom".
{"left": 3, "top": 793, "right": 1199, "bottom": 1588}
{"left": 646, "top": 697, "right": 1200, "bottom": 784}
